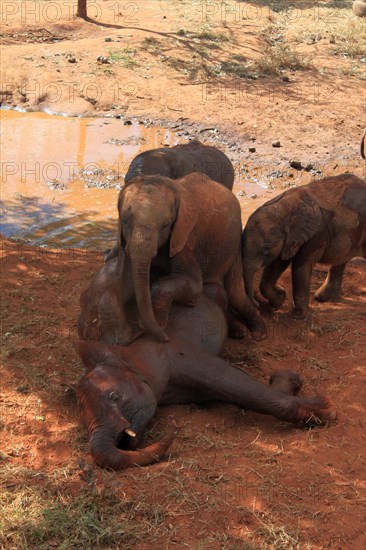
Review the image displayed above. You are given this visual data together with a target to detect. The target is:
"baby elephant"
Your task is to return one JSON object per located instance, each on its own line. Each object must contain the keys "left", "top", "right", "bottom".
{"left": 124, "top": 139, "right": 235, "bottom": 190}
{"left": 242, "top": 174, "right": 366, "bottom": 318}
{"left": 76, "top": 259, "right": 335, "bottom": 470}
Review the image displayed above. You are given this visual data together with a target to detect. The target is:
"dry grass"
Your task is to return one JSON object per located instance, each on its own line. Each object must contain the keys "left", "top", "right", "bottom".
{"left": 257, "top": 24, "right": 311, "bottom": 76}
{"left": 0, "top": 464, "right": 173, "bottom": 549}
{"left": 294, "top": 14, "right": 366, "bottom": 59}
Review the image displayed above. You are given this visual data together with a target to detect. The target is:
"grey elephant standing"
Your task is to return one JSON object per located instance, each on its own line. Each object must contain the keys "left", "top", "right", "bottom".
{"left": 124, "top": 139, "right": 235, "bottom": 190}
{"left": 242, "top": 174, "right": 366, "bottom": 318}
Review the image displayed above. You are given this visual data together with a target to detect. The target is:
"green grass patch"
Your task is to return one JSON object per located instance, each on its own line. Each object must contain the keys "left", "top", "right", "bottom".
{"left": 107, "top": 48, "right": 137, "bottom": 68}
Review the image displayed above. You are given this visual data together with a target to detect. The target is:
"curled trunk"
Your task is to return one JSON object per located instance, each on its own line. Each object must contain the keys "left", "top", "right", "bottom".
{"left": 90, "top": 425, "right": 179, "bottom": 470}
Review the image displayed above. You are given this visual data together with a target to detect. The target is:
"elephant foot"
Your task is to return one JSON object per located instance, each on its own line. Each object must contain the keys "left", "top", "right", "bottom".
{"left": 138, "top": 318, "right": 169, "bottom": 342}
{"left": 228, "top": 319, "right": 245, "bottom": 340}
{"left": 152, "top": 306, "right": 170, "bottom": 331}
{"left": 292, "top": 395, "right": 337, "bottom": 427}
{"left": 290, "top": 306, "right": 309, "bottom": 320}
{"left": 269, "top": 370, "right": 304, "bottom": 396}
{"left": 270, "top": 287, "right": 286, "bottom": 309}
{"left": 246, "top": 316, "right": 268, "bottom": 341}
{"left": 260, "top": 285, "right": 286, "bottom": 310}
{"left": 314, "top": 287, "right": 341, "bottom": 302}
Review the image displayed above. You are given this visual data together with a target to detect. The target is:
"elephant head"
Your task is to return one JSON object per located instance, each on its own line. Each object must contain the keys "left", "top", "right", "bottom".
{"left": 118, "top": 176, "right": 199, "bottom": 342}
{"left": 242, "top": 190, "right": 322, "bottom": 302}
{"left": 75, "top": 340, "right": 178, "bottom": 470}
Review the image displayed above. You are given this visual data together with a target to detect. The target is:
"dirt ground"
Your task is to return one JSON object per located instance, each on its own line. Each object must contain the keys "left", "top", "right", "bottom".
{"left": 1, "top": 1, "right": 366, "bottom": 549}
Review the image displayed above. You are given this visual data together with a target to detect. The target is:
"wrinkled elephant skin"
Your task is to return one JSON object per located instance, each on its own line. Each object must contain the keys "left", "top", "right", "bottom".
{"left": 124, "top": 139, "right": 235, "bottom": 190}
{"left": 76, "top": 264, "right": 335, "bottom": 470}
{"left": 242, "top": 174, "right": 366, "bottom": 318}
{"left": 114, "top": 173, "right": 266, "bottom": 343}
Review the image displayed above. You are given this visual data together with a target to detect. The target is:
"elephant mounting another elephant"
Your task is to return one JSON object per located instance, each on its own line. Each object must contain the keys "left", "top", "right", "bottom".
{"left": 103, "top": 140, "right": 234, "bottom": 263}
{"left": 242, "top": 174, "right": 366, "bottom": 318}
{"left": 102, "top": 172, "right": 267, "bottom": 345}
{"left": 75, "top": 259, "right": 335, "bottom": 471}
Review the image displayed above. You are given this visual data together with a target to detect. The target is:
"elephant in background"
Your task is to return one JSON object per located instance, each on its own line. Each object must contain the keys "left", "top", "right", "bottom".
{"left": 242, "top": 174, "right": 366, "bottom": 318}
{"left": 76, "top": 259, "right": 335, "bottom": 470}
{"left": 104, "top": 141, "right": 235, "bottom": 263}
{"left": 110, "top": 172, "right": 266, "bottom": 344}
{"left": 124, "top": 139, "right": 235, "bottom": 190}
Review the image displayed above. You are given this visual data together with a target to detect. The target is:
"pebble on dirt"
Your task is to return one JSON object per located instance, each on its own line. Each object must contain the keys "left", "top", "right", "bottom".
{"left": 97, "top": 56, "right": 110, "bottom": 64}
{"left": 289, "top": 160, "right": 304, "bottom": 170}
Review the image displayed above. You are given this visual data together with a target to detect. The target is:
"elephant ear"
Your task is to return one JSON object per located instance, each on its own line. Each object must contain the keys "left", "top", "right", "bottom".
{"left": 281, "top": 193, "right": 322, "bottom": 261}
{"left": 170, "top": 184, "right": 199, "bottom": 257}
{"left": 74, "top": 340, "right": 112, "bottom": 371}
{"left": 341, "top": 177, "right": 366, "bottom": 217}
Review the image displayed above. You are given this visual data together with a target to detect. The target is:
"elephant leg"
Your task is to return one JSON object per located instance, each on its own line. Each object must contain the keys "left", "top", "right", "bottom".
{"left": 151, "top": 252, "right": 203, "bottom": 329}
{"left": 260, "top": 257, "right": 291, "bottom": 309}
{"left": 291, "top": 257, "right": 313, "bottom": 319}
{"left": 202, "top": 284, "right": 245, "bottom": 340}
{"left": 173, "top": 347, "right": 335, "bottom": 426}
{"left": 99, "top": 251, "right": 140, "bottom": 345}
{"left": 98, "top": 288, "right": 141, "bottom": 345}
{"left": 314, "top": 263, "right": 346, "bottom": 302}
{"left": 225, "top": 255, "right": 267, "bottom": 341}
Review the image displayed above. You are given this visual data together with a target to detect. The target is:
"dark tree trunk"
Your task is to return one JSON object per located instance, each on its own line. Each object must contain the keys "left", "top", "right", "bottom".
{"left": 77, "top": 0, "right": 87, "bottom": 19}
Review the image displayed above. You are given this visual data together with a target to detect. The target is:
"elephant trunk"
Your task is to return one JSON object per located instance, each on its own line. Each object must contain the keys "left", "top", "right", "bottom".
{"left": 128, "top": 231, "right": 169, "bottom": 342}
{"left": 90, "top": 425, "right": 179, "bottom": 470}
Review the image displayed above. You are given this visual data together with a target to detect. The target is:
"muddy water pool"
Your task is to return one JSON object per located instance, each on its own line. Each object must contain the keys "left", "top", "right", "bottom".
{"left": 0, "top": 110, "right": 270, "bottom": 249}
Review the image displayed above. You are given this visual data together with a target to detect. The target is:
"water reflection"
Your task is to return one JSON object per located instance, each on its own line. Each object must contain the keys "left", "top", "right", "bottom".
{"left": 0, "top": 110, "right": 269, "bottom": 247}
{"left": 0, "top": 111, "right": 177, "bottom": 247}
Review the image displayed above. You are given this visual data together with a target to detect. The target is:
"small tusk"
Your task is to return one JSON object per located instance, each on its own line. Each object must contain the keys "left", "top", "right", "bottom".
{"left": 125, "top": 428, "right": 136, "bottom": 438}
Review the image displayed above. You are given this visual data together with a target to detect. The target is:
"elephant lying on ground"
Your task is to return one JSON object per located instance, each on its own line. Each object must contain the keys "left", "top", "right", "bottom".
{"left": 76, "top": 261, "right": 334, "bottom": 470}
{"left": 242, "top": 174, "right": 366, "bottom": 318}
{"left": 124, "top": 139, "right": 235, "bottom": 190}
{"left": 107, "top": 172, "right": 266, "bottom": 344}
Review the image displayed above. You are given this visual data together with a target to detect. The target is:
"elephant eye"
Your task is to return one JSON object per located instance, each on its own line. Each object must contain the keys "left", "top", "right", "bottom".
{"left": 109, "top": 391, "right": 120, "bottom": 403}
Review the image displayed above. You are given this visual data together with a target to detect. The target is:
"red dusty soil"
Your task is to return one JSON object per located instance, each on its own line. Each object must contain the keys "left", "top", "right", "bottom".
{"left": 1, "top": 236, "right": 365, "bottom": 548}
{"left": 1, "top": 2, "right": 366, "bottom": 547}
